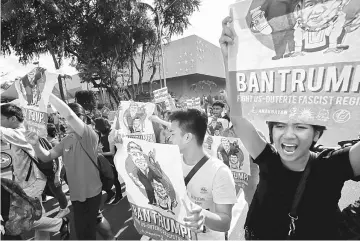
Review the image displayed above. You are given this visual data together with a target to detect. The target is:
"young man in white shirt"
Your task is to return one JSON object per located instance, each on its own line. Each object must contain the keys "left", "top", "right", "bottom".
{"left": 167, "top": 109, "right": 237, "bottom": 240}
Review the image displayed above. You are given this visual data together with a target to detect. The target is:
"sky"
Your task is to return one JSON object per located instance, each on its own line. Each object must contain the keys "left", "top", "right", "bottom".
{"left": 0, "top": 0, "right": 234, "bottom": 85}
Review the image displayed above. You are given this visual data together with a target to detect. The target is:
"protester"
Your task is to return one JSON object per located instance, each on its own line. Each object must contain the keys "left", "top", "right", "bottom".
{"left": 151, "top": 109, "right": 237, "bottom": 239}
{"left": 159, "top": 111, "right": 171, "bottom": 144}
{"left": 45, "top": 123, "right": 70, "bottom": 218}
{"left": 95, "top": 117, "right": 123, "bottom": 205}
{"left": 25, "top": 94, "right": 104, "bottom": 240}
{"left": 0, "top": 103, "right": 70, "bottom": 240}
{"left": 219, "top": 16, "right": 360, "bottom": 240}
{"left": 212, "top": 101, "right": 230, "bottom": 122}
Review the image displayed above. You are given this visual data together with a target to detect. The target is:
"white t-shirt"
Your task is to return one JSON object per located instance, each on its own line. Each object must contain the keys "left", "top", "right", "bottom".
{"left": 182, "top": 157, "right": 237, "bottom": 240}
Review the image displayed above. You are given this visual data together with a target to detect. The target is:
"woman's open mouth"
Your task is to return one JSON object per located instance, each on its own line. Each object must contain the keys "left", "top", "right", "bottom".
{"left": 281, "top": 143, "right": 297, "bottom": 155}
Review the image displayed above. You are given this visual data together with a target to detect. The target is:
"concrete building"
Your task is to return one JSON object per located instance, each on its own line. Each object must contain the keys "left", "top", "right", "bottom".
{"left": 132, "top": 35, "right": 226, "bottom": 100}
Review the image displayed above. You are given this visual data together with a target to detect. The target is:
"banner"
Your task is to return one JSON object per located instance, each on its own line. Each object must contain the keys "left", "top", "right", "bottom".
{"left": 112, "top": 101, "right": 156, "bottom": 143}
{"left": 114, "top": 139, "right": 196, "bottom": 240}
{"left": 207, "top": 117, "right": 230, "bottom": 136}
{"left": 228, "top": 0, "right": 360, "bottom": 132}
{"left": 153, "top": 87, "right": 169, "bottom": 103}
{"left": 203, "top": 135, "right": 250, "bottom": 193}
{"left": 14, "top": 67, "right": 57, "bottom": 137}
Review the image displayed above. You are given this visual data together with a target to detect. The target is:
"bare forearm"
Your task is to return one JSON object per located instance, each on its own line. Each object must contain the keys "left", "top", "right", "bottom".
{"left": 32, "top": 143, "right": 53, "bottom": 162}
{"left": 203, "top": 210, "right": 231, "bottom": 232}
{"left": 49, "top": 94, "right": 73, "bottom": 119}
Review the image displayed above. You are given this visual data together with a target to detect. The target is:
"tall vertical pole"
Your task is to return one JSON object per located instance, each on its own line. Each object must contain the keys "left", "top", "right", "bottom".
{"left": 157, "top": 9, "right": 166, "bottom": 87}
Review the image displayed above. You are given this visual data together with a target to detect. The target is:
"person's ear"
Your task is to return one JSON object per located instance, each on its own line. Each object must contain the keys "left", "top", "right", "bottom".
{"left": 183, "top": 133, "right": 193, "bottom": 144}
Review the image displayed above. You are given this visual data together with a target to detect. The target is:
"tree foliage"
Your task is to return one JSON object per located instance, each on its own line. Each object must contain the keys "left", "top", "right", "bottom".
{"left": 1, "top": 0, "right": 200, "bottom": 107}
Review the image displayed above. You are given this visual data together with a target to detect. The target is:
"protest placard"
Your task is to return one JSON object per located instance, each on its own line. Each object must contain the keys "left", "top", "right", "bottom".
{"left": 228, "top": 0, "right": 360, "bottom": 135}
{"left": 153, "top": 87, "right": 169, "bottom": 103}
{"left": 203, "top": 135, "right": 250, "bottom": 193}
{"left": 112, "top": 101, "right": 156, "bottom": 142}
{"left": 114, "top": 138, "right": 196, "bottom": 240}
{"left": 207, "top": 117, "right": 230, "bottom": 136}
{"left": 14, "top": 67, "right": 57, "bottom": 137}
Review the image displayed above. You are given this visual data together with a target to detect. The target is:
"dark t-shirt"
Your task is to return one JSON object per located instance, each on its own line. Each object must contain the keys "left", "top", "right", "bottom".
{"left": 245, "top": 144, "right": 357, "bottom": 240}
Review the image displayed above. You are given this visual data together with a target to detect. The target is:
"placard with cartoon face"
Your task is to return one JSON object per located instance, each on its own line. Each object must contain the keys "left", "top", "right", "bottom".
{"left": 114, "top": 138, "right": 196, "bottom": 240}
{"left": 228, "top": 0, "right": 360, "bottom": 145}
{"left": 14, "top": 67, "right": 57, "bottom": 137}
{"left": 203, "top": 135, "right": 251, "bottom": 192}
{"left": 112, "top": 101, "right": 156, "bottom": 143}
{"left": 207, "top": 117, "right": 230, "bottom": 136}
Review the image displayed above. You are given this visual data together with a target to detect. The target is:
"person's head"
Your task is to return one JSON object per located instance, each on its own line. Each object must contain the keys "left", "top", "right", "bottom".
{"left": 212, "top": 101, "right": 225, "bottom": 117}
{"left": 129, "top": 102, "right": 139, "bottom": 117}
{"left": 221, "top": 138, "right": 231, "bottom": 152}
{"left": 47, "top": 123, "right": 57, "bottom": 138}
{"left": 0, "top": 104, "right": 24, "bottom": 129}
{"left": 163, "top": 111, "right": 171, "bottom": 122}
{"left": 127, "top": 141, "right": 147, "bottom": 172}
{"left": 75, "top": 90, "right": 97, "bottom": 112}
{"left": 267, "top": 121, "right": 326, "bottom": 163}
{"left": 47, "top": 114, "right": 54, "bottom": 124}
{"left": 66, "top": 103, "right": 87, "bottom": 134}
{"left": 151, "top": 176, "right": 167, "bottom": 198}
{"left": 168, "top": 109, "right": 208, "bottom": 151}
{"left": 133, "top": 118, "right": 141, "bottom": 131}
{"left": 94, "top": 117, "right": 111, "bottom": 135}
{"left": 229, "top": 154, "right": 239, "bottom": 166}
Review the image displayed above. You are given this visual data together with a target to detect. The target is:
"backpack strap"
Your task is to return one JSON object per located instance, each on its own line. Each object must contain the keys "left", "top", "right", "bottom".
{"left": 184, "top": 155, "right": 209, "bottom": 187}
{"left": 287, "top": 151, "right": 317, "bottom": 239}
{"left": 23, "top": 149, "right": 37, "bottom": 182}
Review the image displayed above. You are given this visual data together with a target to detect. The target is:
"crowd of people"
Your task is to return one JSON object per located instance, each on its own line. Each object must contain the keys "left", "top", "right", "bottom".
{"left": 1, "top": 15, "right": 360, "bottom": 241}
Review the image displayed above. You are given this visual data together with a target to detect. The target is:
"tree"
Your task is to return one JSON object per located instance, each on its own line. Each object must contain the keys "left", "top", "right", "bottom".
{"left": 1, "top": 0, "right": 81, "bottom": 102}
{"left": 133, "top": 0, "right": 200, "bottom": 93}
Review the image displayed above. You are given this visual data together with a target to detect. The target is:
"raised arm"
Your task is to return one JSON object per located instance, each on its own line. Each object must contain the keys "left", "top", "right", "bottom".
{"left": 49, "top": 94, "right": 85, "bottom": 137}
{"left": 220, "top": 16, "right": 266, "bottom": 160}
{"left": 25, "top": 131, "right": 62, "bottom": 162}
{"left": 148, "top": 115, "right": 171, "bottom": 129}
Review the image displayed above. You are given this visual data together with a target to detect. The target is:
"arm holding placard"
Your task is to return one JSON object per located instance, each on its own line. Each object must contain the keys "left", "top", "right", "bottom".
{"left": 148, "top": 115, "right": 171, "bottom": 129}
{"left": 49, "top": 94, "right": 85, "bottom": 137}
{"left": 219, "top": 15, "right": 266, "bottom": 160}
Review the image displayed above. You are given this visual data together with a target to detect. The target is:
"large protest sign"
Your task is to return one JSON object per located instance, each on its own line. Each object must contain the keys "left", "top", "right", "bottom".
{"left": 207, "top": 117, "right": 230, "bottom": 136}
{"left": 203, "top": 135, "right": 250, "bottom": 193}
{"left": 14, "top": 67, "right": 57, "bottom": 137}
{"left": 228, "top": 0, "right": 360, "bottom": 137}
{"left": 114, "top": 139, "right": 196, "bottom": 240}
{"left": 112, "top": 101, "right": 156, "bottom": 142}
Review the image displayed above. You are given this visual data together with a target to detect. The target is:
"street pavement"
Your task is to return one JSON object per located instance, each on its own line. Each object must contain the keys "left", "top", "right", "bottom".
{"left": 1, "top": 167, "right": 360, "bottom": 240}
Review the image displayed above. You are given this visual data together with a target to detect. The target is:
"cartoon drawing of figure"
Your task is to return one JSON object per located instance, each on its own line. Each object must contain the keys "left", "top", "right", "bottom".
{"left": 292, "top": 0, "right": 360, "bottom": 56}
{"left": 16, "top": 67, "right": 47, "bottom": 107}
{"left": 248, "top": 0, "right": 360, "bottom": 60}
{"left": 125, "top": 142, "right": 177, "bottom": 213}
{"left": 123, "top": 102, "right": 147, "bottom": 133}
{"left": 207, "top": 119, "right": 224, "bottom": 136}
{"left": 217, "top": 138, "right": 244, "bottom": 169}
{"left": 229, "top": 151, "right": 245, "bottom": 171}
{"left": 151, "top": 176, "right": 178, "bottom": 214}
{"left": 249, "top": 0, "right": 299, "bottom": 60}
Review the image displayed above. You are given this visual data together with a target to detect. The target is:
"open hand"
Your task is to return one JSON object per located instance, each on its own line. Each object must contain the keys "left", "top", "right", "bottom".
{"left": 183, "top": 200, "right": 205, "bottom": 233}
{"left": 25, "top": 131, "right": 40, "bottom": 146}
